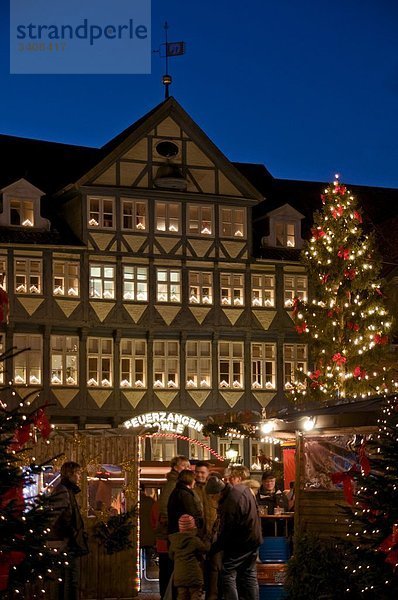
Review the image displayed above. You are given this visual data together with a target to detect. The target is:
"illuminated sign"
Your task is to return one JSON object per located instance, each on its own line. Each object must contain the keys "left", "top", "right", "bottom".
{"left": 123, "top": 412, "right": 203, "bottom": 435}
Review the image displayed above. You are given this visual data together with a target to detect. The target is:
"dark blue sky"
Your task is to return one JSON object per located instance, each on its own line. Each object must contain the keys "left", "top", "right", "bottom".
{"left": 1, "top": 1, "right": 398, "bottom": 188}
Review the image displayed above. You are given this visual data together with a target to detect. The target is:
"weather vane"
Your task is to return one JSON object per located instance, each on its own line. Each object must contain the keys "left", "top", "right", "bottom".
{"left": 154, "top": 22, "right": 186, "bottom": 99}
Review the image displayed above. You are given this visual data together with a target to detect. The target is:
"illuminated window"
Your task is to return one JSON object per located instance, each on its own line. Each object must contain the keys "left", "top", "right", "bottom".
{"left": 14, "top": 258, "right": 42, "bottom": 294}
{"left": 123, "top": 266, "right": 148, "bottom": 301}
{"left": 251, "top": 274, "right": 275, "bottom": 307}
{"left": 13, "top": 334, "right": 42, "bottom": 385}
{"left": 188, "top": 205, "right": 213, "bottom": 236}
{"left": 251, "top": 343, "right": 276, "bottom": 389}
{"left": 218, "top": 342, "right": 244, "bottom": 389}
{"left": 188, "top": 272, "right": 213, "bottom": 305}
{"left": 89, "top": 264, "right": 115, "bottom": 299}
{"left": 121, "top": 198, "right": 147, "bottom": 231}
{"left": 284, "top": 275, "right": 308, "bottom": 308}
{"left": 88, "top": 196, "right": 115, "bottom": 228}
{"left": 10, "top": 199, "right": 34, "bottom": 227}
{"left": 156, "top": 268, "right": 181, "bottom": 303}
{"left": 0, "top": 257, "right": 6, "bottom": 290}
{"left": 87, "top": 338, "right": 113, "bottom": 387}
{"left": 50, "top": 336, "right": 79, "bottom": 386}
{"left": 283, "top": 344, "right": 307, "bottom": 389}
{"left": 186, "top": 341, "right": 211, "bottom": 389}
{"left": 53, "top": 261, "right": 80, "bottom": 297}
{"left": 153, "top": 340, "right": 179, "bottom": 389}
{"left": 120, "top": 339, "right": 146, "bottom": 388}
{"left": 220, "top": 207, "right": 246, "bottom": 238}
{"left": 220, "top": 273, "right": 244, "bottom": 306}
{"left": 155, "top": 202, "right": 180, "bottom": 233}
{"left": 275, "top": 222, "right": 295, "bottom": 247}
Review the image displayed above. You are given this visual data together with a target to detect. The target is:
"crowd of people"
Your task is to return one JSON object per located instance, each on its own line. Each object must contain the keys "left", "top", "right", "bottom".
{"left": 149, "top": 456, "right": 292, "bottom": 600}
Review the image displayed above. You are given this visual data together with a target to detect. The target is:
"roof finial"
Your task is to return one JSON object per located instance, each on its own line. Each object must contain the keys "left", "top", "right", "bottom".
{"left": 160, "top": 22, "right": 185, "bottom": 100}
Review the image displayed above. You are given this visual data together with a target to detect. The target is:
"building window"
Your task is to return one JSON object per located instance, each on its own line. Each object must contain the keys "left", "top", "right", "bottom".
{"left": 275, "top": 222, "right": 295, "bottom": 247}
{"left": 251, "top": 343, "right": 276, "bottom": 389}
{"left": 120, "top": 339, "right": 146, "bottom": 388}
{"left": 187, "top": 205, "right": 213, "bottom": 236}
{"left": 10, "top": 199, "right": 34, "bottom": 227}
{"left": 89, "top": 264, "right": 115, "bottom": 299}
{"left": 53, "top": 261, "right": 80, "bottom": 297}
{"left": 189, "top": 430, "right": 211, "bottom": 460}
{"left": 0, "top": 257, "right": 6, "bottom": 290}
{"left": 155, "top": 202, "right": 180, "bottom": 233}
{"left": 153, "top": 340, "right": 179, "bottom": 389}
{"left": 13, "top": 334, "right": 42, "bottom": 385}
{"left": 186, "top": 341, "right": 211, "bottom": 389}
{"left": 284, "top": 275, "right": 308, "bottom": 308}
{"left": 219, "top": 341, "right": 244, "bottom": 389}
{"left": 121, "top": 198, "right": 147, "bottom": 231}
{"left": 0, "top": 334, "right": 4, "bottom": 384}
{"left": 220, "top": 207, "right": 246, "bottom": 238}
{"left": 251, "top": 274, "right": 275, "bottom": 307}
{"left": 88, "top": 196, "right": 115, "bottom": 228}
{"left": 220, "top": 273, "right": 244, "bottom": 306}
{"left": 156, "top": 268, "right": 181, "bottom": 303}
{"left": 15, "top": 258, "right": 42, "bottom": 294}
{"left": 50, "top": 336, "right": 79, "bottom": 386}
{"left": 283, "top": 344, "right": 307, "bottom": 389}
{"left": 189, "top": 272, "right": 213, "bottom": 305}
{"left": 87, "top": 338, "right": 113, "bottom": 387}
{"left": 123, "top": 266, "right": 148, "bottom": 301}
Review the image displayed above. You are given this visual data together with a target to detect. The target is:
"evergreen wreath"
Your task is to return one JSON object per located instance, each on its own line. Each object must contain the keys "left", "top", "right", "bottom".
{"left": 93, "top": 506, "right": 138, "bottom": 555}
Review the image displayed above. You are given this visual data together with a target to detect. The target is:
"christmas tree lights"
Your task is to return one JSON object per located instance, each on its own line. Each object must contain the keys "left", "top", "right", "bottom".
{"left": 292, "top": 177, "right": 395, "bottom": 403}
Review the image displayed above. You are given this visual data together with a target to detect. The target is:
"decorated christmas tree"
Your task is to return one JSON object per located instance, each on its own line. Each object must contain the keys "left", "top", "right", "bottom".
{"left": 343, "top": 395, "right": 398, "bottom": 598}
{"left": 293, "top": 177, "right": 394, "bottom": 404}
{"left": 0, "top": 391, "right": 64, "bottom": 597}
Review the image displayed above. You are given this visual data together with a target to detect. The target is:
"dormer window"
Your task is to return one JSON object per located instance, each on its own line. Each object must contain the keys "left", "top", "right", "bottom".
{"left": 88, "top": 196, "right": 115, "bottom": 229}
{"left": 10, "top": 199, "right": 34, "bottom": 227}
{"left": 275, "top": 222, "right": 295, "bottom": 247}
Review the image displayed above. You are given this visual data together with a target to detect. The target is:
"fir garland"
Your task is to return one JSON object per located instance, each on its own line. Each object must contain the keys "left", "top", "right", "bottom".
{"left": 93, "top": 506, "right": 137, "bottom": 555}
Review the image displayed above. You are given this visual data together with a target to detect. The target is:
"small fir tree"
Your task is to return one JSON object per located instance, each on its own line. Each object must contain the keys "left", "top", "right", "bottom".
{"left": 293, "top": 177, "right": 394, "bottom": 403}
{"left": 0, "top": 394, "right": 64, "bottom": 598}
{"left": 343, "top": 396, "right": 398, "bottom": 598}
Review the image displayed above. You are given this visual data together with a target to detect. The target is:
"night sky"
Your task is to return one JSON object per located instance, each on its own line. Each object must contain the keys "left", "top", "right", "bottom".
{"left": 1, "top": 0, "right": 398, "bottom": 188}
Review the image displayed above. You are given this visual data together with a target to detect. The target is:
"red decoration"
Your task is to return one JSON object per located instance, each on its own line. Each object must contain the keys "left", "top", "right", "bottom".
{"left": 335, "top": 184, "right": 347, "bottom": 195}
{"left": 358, "top": 442, "right": 371, "bottom": 476}
{"left": 353, "top": 210, "right": 362, "bottom": 223}
{"left": 0, "top": 486, "right": 25, "bottom": 591}
{"left": 309, "top": 370, "right": 321, "bottom": 380}
{"left": 347, "top": 321, "right": 360, "bottom": 332}
{"left": 376, "top": 287, "right": 383, "bottom": 297}
{"left": 295, "top": 322, "right": 307, "bottom": 334}
{"left": 337, "top": 246, "right": 350, "bottom": 260}
{"left": 332, "top": 206, "right": 344, "bottom": 219}
{"left": 292, "top": 297, "right": 300, "bottom": 316}
{"left": 330, "top": 467, "right": 358, "bottom": 504}
{"left": 33, "top": 408, "right": 51, "bottom": 439}
{"left": 321, "top": 194, "right": 326, "bottom": 204}
{"left": 332, "top": 353, "right": 347, "bottom": 366}
{"left": 379, "top": 527, "right": 398, "bottom": 569}
{"left": 12, "top": 423, "right": 31, "bottom": 449}
{"left": 322, "top": 273, "right": 330, "bottom": 284}
{"left": 353, "top": 366, "right": 367, "bottom": 379}
{"left": 344, "top": 268, "right": 356, "bottom": 280}
{"left": 0, "top": 287, "right": 9, "bottom": 324}
{"left": 311, "top": 227, "right": 325, "bottom": 239}
{"left": 374, "top": 334, "right": 388, "bottom": 345}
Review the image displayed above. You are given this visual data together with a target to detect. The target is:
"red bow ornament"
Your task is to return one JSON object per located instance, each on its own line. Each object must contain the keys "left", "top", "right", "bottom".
{"left": 358, "top": 442, "right": 371, "bottom": 476}
{"left": 353, "top": 366, "right": 367, "bottom": 379}
{"left": 353, "top": 210, "right": 362, "bottom": 223}
{"left": 374, "top": 334, "right": 388, "bottom": 345}
{"left": 332, "top": 353, "right": 347, "bottom": 366}
{"left": 311, "top": 227, "right": 326, "bottom": 239}
{"left": 332, "top": 205, "right": 344, "bottom": 219}
{"left": 295, "top": 322, "right": 307, "bottom": 334}
{"left": 322, "top": 273, "right": 330, "bottom": 284}
{"left": 335, "top": 184, "right": 347, "bottom": 195}
{"left": 347, "top": 321, "right": 360, "bottom": 332}
{"left": 330, "top": 467, "right": 358, "bottom": 504}
{"left": 337, "top": 246, "right": 350, "bottom": 260}
{"left": 344, "top": 268, "right": 356, "bottom": 280}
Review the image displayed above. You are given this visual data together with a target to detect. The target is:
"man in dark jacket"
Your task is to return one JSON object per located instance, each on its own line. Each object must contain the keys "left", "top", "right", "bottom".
{"left": 156, "top": 455, "right": 190, "bottom": 599}
{"left": 215, "top": 466, "right": 262, "bottom": 600}
{"left": 50, "top": 461, "right": 88, "bottom": 600}
{"left": 167, "top": 470, "right": 204, "bottom": 536}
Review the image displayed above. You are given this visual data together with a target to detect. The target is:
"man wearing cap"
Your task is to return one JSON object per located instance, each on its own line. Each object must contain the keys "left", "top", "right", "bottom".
{"left": 213, "top": 466, "right": 262, "bottom": 600}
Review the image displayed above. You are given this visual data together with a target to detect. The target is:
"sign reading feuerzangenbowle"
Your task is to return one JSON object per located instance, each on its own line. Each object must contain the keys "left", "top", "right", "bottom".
{"left": 123, "top": 412, "right": 204, "bottom": 435}
{"left": 10, "top": 0, "right": 151, "bottom": 74}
